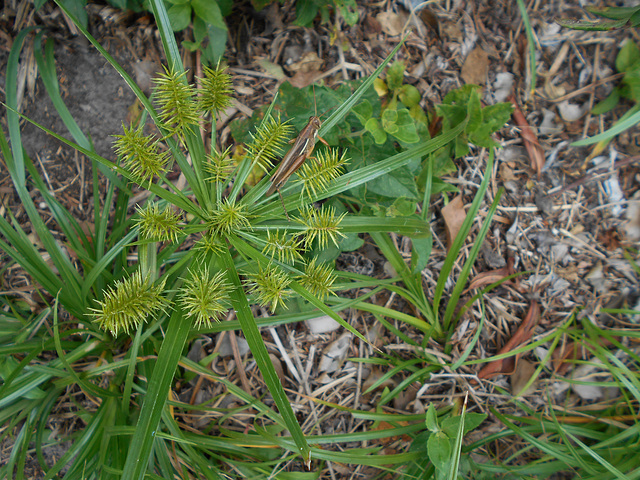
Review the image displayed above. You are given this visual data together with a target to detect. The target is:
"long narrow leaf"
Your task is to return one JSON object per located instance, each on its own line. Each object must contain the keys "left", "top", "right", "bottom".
{"left": 433, "top": 149, "right": 495, "bottom": 322}
{"left": 121, "top": 306, "right": 193, "bottom": 480}
{"left": 219, "top": 247, "right": 312, "bottom": 466}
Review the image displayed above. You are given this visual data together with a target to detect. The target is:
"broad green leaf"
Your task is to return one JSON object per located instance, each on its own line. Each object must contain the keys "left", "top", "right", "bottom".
{"left": 204, "top": 24, "right": 228, "bottom": 63}
{"left": 399, "top": 84, "right": 421, "bottom": 107}
{"left": 426, "top": 404, "right": 439, "bottom": 432}
{"left": 386, "top": 61, "right": 405, "bottom": 91}
{"left": 390, "top": 197, "right": 418, "bottom": 216}
{"left": 352, "top": 99, "right": 373, "bottom": 124}
{"left": 59, "top": 0, "right": 88, "bottom": 28}
{"left": 392, "top": 108, "right": 420, "bottom": 143}
{"left": 480, "top": 102, "right": 514, "bottom": 134}
{"left": 337, "top": 232, "right": 364, "bottom": 251}
{"left": 192, "top": 0, "right": 227, "bottom": 30}
{"left": 365, "top": 117, "right": 387, "bottom": 144}
{"left": 381, "top": 108, "right": 399, "bottom": 134}
{"left": 294, "top": 0, "right": 319, "bottom": 26}
{"left": 411, "top": 234, "right": 432, "bottom": 274}
{"left": 167, "top": 3, "right": 192, "bottom": 31}
{"left": 616, "top": 40, "right": 640, "bottom": 73}
{"left": 623, "top": 63, "right": 640, "bottom": 101}
{"left": 441, "top": 412, "right": 488, "bottom": 438}
{"left": 428, "top": 431, "right": 451, "bottom": 472}
{"left": 217, "top": 0, "right": 233, "bottom": 16}
{"left": 367, "top": 166, "right": 419, "bottom": 200}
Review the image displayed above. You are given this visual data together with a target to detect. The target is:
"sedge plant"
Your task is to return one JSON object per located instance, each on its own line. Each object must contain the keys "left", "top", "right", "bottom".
{"left": 0, "top": 0, "right": 477, "bottom": 478}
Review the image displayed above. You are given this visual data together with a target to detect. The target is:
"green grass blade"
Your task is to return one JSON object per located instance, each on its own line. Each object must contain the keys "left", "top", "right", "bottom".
{"left": 0, "top": 339, "right": 100, "bottom": 410}
{"left": 51, "top": 0, "right": 205, "bottom": 204}
{"left": 3, "top": 106, "right": 200, "bottom": 217}
{"left": 573, "top": 104, "right": 640, "bottom": 146}
{"left": 516, "top": 0, "right": 537, "bottom": 95}
{"left": 369, "top": 231, "right": 428, "bottom": 315}
{"left": 148, "top": 0, "right": 183, "bottom": 72}
{"left": 34, "top": 34, "right": 91, "bottom": 150}
{"left": 43, "top": 397, "right": 114, "bottom": 480}
{"left": 219, "top": 247, "right": 312, "bottom": 466}
{"left": 121, "top": 306, "right": 193, "bottom": 480}
{"left": 442, "top": 187, "right": 503, "bottom": 331}
{"left": 433, "top": 149, "right": 495, "bottom": 326}
{"left": 4, "top": 31, "right": 85, "bottom": 309}
{"left": 446, "top": 394, "right": 468, "bottom": 480}
{"left": 81, "top": 228, "right": 138, "bottom": 300}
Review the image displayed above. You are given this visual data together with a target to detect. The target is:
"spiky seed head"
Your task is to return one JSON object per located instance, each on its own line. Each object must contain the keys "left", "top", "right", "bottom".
{"left": 180, "top": 265, "right": 231, "bottom": 328}
{"left": 135, "top": 203, "right": 182, "bottom": 243}
{"left": 90, "top": 271, "right": 168, "bottom": 337}
{"left": 113, "top": 124, "right": 169, "bottom": 188}
{"left": 153, "top": 67, "right": 200, "bottom": 140}
{"left": 296, "top": 205, "right": 346, "bottom": 249}
{"left": 244, "top": 264, "right": 291, "bottom": 312}
{"left": 204, "top": 146, "right": 234, "bottom": 184}
{"left": 262, "top": 230, "right": 304, "bottom": 264}
{"left": 198, "top": 64, "right": 233, "bottom": 115}
{"left": 298, "top": 257, "right": 337, "bottom": 300}
{"left": 246, "top": 114, "right": 294, "bottom": 173}
{"left": 207, "top": 198, "right": 251, "bottom": 236}
{"left": 296, "top": 148, "right": 349, "bottom": 199}
{"left": 193, "top": 231, "right": 225, "bottom": 255}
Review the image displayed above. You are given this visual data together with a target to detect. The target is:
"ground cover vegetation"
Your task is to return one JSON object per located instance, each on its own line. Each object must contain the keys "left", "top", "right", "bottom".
{"left": 1, "top": 0, "right": 640, "bottom": 478}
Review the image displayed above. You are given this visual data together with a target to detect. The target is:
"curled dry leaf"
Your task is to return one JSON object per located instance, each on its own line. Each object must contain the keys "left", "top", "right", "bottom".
{"left": 510, "top": 359, "right": 537, "bottom": 397}
{"left": 376, "top": 10, "right": 408, "bottom": 36}
{"left": 269, "top": 353, "right": 286, "bottom": 384}
{"left": 466, "top": 256, "right": 516, "bottom": 292}
{"left": 441, "top": 195, "right": 466, "bottom": 250}
{"left": 477, "top": 301, "right": 541, "bottom": 380}
{"left": 461, "top": 47, "right": 489, "bottom": 85}
{"left": 509, "top": 94, "right": 545, "bottom": 178}
{"left": 288, "top": 52, "right": 323, "bottom": 89}
{"left": 362, "top": 366, "right": 396, "bottom": 393}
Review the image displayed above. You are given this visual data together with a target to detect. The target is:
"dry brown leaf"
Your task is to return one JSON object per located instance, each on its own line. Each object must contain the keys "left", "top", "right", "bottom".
{"left": 477, "top": 301, "right": 540, "bottom": 380}
{"left": 363, "top": 15, "right": 382, "bottom": 39}
{"left": 289, "top": 70, "right": 320, "bottom": 89}
{"left": 466, "top": 256, "right": 515, "bottom": 291}
{"left": 461, "top": 47, "right": 489, "bottom": 85}
{"left": 442, "top": 195, "right": 466, "bottom": 250}
{"left": 376, "top": 11, "right": 407, "bottom": 36}
{"left": 393, "top": 382, "right": 420, "bottom": 411}
{"left": 257, "top": 59, "right": 286, "bottom": 80}
{"left": 362, "top": 366, "right": 395, "bottom": 393}
{"left": 269, "top": 353, "right": 286, "bottom": 384}
{"left": 509, "top": 95, "right": 545, "bottom": 178}
{"left": 498, "top": 162, "right": 518, "bottom": 183}
{"left": 419, "top": 8, "right": 440, "bottom": 36}
{"left": 287, "top": 51, "right": 323, "bottom": 74}
{"left": 510, "top": 359, "right": 537, "bottom": 396}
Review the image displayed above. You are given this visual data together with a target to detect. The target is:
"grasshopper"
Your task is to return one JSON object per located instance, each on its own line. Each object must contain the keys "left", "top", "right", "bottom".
{"left": 266, "top": 88, "right": 330, "bottom": 218}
